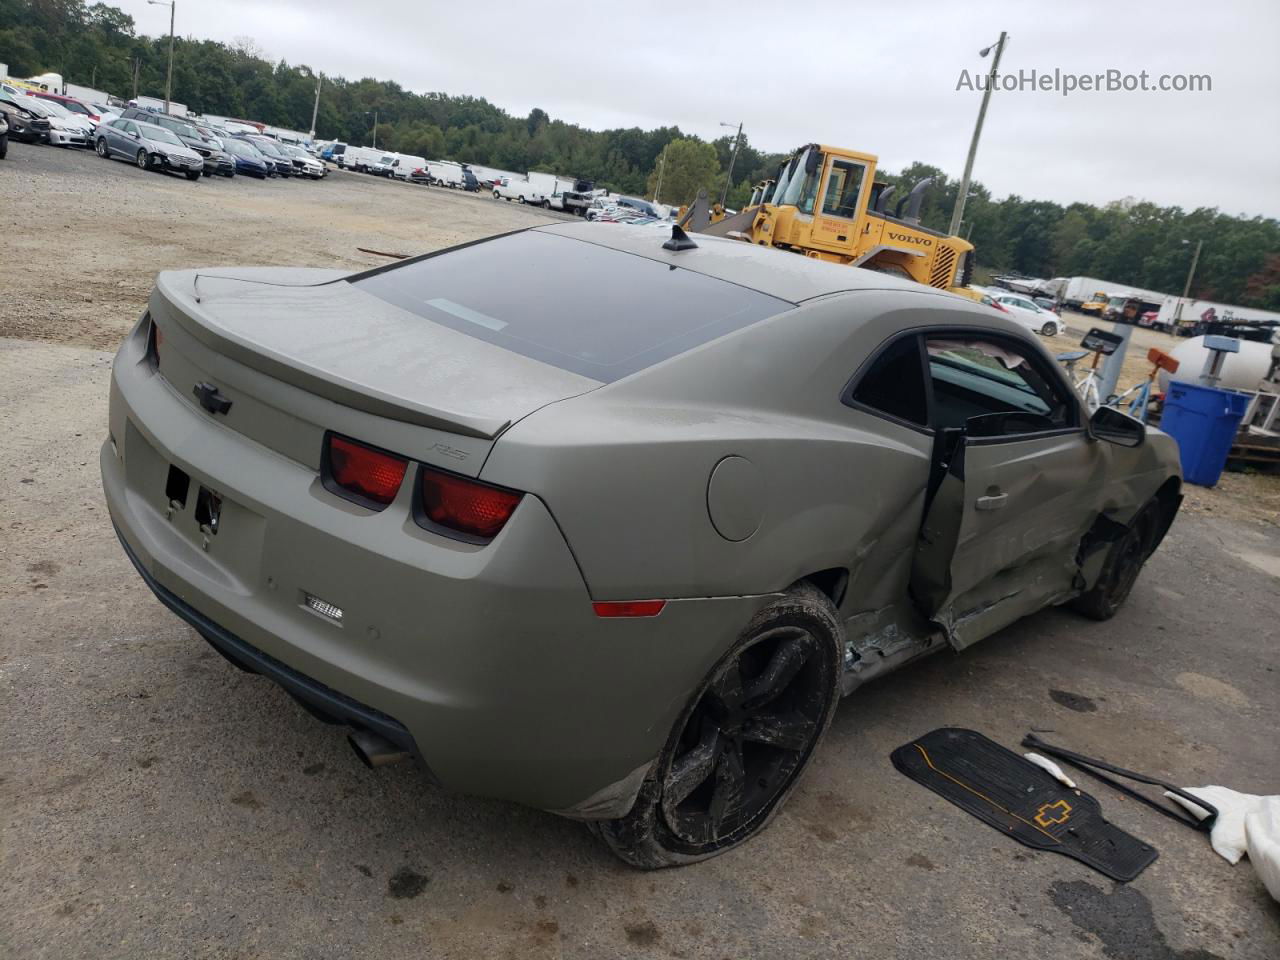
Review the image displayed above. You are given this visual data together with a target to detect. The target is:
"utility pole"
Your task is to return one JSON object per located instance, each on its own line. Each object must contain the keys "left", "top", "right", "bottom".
{"left": 147, "top": 0, "right": 175, "bottom": 113}
{"left": 1173, "top": 238, "right": 1203, "bottom": 325}
{"left": 367, "top": 109, "right": 378, "bottom": 148}
{"left": 949, "top": 31, "right": 1007, "bottom": 237}
{"left": 309, "top": 74, "right": 323, "bottom": 139}
{"left": 719, "top": 121, "right": 743, "bottom": 208}
{"left": 131, "top": 58, "right": 141, "bottom": 99}
{"left": 653, "top": 144, "right": 668, "bottom": 203}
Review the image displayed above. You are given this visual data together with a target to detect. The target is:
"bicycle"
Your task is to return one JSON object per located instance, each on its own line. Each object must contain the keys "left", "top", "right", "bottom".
{"left": 1056, "top": 328, "right": 1125, "bottom": 413}
{"left": 1108, "top": 348, "right": 1180, "bottom": 422}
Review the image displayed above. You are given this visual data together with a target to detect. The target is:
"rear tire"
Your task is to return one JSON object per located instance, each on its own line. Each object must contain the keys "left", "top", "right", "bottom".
{"left": 1071, "top": 504, "right": 1158, "bottom": 621}
{"left": 594, "top": 583, "right": 842, "bottom": 869}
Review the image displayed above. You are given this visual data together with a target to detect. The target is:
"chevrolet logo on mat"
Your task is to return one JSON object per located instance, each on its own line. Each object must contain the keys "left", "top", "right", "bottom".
{"left": 1034, "top": 799, "right": 1072, "bottom": 827}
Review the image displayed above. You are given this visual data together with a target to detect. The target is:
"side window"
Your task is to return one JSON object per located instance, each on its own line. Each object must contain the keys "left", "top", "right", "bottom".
{"left": 821, "top": 159, "right": 867, "bottom": 219}
{"left": 850, "top": 335, "right": 928, "bottom": 426}
{"left": 925, "top": 335, "right": 1075, "bottom": 434}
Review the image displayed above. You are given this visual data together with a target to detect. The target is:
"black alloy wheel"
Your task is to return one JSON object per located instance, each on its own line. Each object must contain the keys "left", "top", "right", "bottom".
{"left": 1072, "top": 504, "right": 1158, "bottom": 620}
{"left": 660, "top": 624, "right": 831, "bottom": 846}
{"left": 595, "top": 584, "right": 841, "bottom": 868}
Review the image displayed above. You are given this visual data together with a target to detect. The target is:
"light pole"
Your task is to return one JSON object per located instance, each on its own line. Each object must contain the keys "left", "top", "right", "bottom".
{"left": 366, "top": 110, "right": 378, "bottom": 149}
{"left": 949, "top": 31, "right": 1007, "bottom": 237}
{"left": 1173, "top": 238, "right": 1203, "bottom": 325}
{"left": 147, "top": 0, "right": 175, "bottom": 115}
{"left": 653, "top": 144, "right": 668, "bottom": 204}
{"left": 719, "top": 121, "right": 743, "bottom": 208}
{"left": 309, "top": 73, "right": 323, "bottom": 139}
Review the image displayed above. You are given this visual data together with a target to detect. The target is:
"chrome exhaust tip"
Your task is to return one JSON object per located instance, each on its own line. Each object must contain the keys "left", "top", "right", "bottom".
{"left": 348, "top": 729, "right": 410, "bottom": 768}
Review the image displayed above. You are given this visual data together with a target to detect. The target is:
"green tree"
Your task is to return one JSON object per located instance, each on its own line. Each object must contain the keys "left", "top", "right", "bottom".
{"left": 647, "top": 138, "right": 719, "bottom": 206}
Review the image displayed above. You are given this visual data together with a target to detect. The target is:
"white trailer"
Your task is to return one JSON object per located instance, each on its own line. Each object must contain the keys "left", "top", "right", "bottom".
{"left": 1059, "top": 276, "right": 1121, "bottom": 309}
{"left": 1150, "top": 297, "right": 1280, "bottom": 336}
{"left": 264, "top": 126, "right": 311, "bottom": 146}
{"left": 135, "top": 95, "right": 188, "bottom": 117}
{"left": 64, "top": 82, "right": 110, "bottom": 104}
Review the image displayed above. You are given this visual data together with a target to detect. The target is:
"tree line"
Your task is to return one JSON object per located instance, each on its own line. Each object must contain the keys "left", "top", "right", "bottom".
{"left": 3, "top": 0, "right": 1276, "bottom": 309}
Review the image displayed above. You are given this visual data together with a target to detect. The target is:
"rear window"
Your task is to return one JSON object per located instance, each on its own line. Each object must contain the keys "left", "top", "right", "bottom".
{"left": 353, "top": 231, "right": 791, "bottom": 382}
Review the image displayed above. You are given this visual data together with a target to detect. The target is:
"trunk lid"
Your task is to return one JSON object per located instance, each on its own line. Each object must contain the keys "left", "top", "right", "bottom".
{"left": 149, "top": 267, "right": 600, "bottom": 476}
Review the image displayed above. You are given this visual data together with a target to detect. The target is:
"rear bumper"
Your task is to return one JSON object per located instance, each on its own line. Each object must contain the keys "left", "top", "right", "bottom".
{"left": 114, "top": 523, "right": 424, "bottom": 762}
{"left": 101, "top": 315, "right": 765, "bottom": 816}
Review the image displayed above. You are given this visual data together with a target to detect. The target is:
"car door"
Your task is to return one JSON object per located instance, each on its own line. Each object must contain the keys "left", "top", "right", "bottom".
{"left": 910, "top": 331, "right": 1103, "bottom": 649}
{"left": 106, "top": 119, "right": 132, "bottom": 156}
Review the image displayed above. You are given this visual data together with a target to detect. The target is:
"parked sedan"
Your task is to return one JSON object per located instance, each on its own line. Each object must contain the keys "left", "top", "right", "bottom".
{"left": 8, "top": 94, "right": 89, "bottom": 146}
{"left": 31, "top": 92, "right": 108, "bottom": 131}
{"left": 281, "top": 143, "right": 325, "bottom": 179}
{"left": 102, "top": 223, "right": 1181, "bottom": 868}
{"left": 95, "top": 117, "right": 204, "bottom": 179}
{"left": 121, "top": 108, "right": 233, "bottom": 177}
{"left": 0, "top": 93, "right": 50, "bottom": 143}
{"left": 990, "top": 292, "right": 1065, "bottom": 336}
{"left": 31, "top": 97, "right": 94, "bottom": 147}
{"left": 240, "top": 136, "right": 293, "bottom": 177}
{"left": 220, "top": 137, "right": 271, "bottom": 178}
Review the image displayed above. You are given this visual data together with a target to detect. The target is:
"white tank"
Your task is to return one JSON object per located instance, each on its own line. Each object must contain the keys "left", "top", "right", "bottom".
{"left": 1157, "top": 336, "right": 1274, "bottom": 392}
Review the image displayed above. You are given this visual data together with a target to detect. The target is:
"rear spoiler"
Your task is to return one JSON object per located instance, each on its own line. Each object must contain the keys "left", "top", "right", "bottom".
{"left": 152, "top": 271, "right": 512, "bottom": 440}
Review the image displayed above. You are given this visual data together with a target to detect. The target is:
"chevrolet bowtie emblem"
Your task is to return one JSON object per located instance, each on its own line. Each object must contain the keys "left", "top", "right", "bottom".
{"left": 1034, "top": 799, "right": 1073, "bottom": 827}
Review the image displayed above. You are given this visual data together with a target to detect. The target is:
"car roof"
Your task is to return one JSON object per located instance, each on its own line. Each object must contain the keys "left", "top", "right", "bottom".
{"left": 134, "top": 119, "right": 175, "bottom": 136}
{"left": 533, "top": 221, "right": 936, "bottom": 304}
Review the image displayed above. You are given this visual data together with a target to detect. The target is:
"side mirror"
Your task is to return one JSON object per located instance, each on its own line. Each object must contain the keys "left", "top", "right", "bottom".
{"left": 1090, "top": 406, "right": 1145, "bottom": 447}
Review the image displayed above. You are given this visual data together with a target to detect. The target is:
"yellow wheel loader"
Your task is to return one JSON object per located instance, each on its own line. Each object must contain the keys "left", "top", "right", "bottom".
{"left": 679, "top": 143, "right": 975, "bottom": 295}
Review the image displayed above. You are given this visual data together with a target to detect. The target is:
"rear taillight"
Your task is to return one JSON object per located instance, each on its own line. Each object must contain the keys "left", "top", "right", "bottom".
{"left": 324, "top": 434, "right": 407, "bottom": 508}
{"left": 147, "top": 316, "right": 163, "bottom": 367}
{"left": 418, "top": 466, "right": 522, "bottom": 541}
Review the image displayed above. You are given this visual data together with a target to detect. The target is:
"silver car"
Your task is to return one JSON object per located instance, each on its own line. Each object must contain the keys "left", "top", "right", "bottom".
{"left": 94, "top": 117, "right": 205, "bottom": 180}
{"left": 102, "top": 223, "right": 1181, "bottom": 867}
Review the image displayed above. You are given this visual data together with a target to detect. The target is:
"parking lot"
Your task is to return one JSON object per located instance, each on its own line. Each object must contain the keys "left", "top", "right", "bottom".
{"left": 2, "top": 141, "right": 1278, "bottom": 959}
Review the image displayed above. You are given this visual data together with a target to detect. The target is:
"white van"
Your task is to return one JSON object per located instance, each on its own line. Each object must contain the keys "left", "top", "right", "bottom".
{"left": 425, "top": 159, "right": 463, "bottom": 187}
{"left": 494, "top": 176, "right": 547, "bottom": 205}
{"left": 341, "top": 146, "right": 383, "bottom": 173}
{"left": 390, "top": 154, "right": 426, "bottom": 181}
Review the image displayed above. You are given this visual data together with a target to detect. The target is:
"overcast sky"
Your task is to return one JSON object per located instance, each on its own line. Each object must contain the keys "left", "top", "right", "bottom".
{"left": 111, "top": 0, "right": 1280, "bottom": 218}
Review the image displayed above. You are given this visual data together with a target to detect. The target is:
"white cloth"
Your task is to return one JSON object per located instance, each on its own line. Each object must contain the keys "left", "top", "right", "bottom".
{"left": 1023, "top": 752, "right": 1076, "bottom": 788}
{"left": 1165, "top": 785, "right": 1280, "bottom": 902}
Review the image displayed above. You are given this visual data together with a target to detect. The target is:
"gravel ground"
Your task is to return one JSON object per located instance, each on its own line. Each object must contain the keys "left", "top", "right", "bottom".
{"left": 0, "top": 139, "right": 568, "bottom": 349}
{"left": 2, "top": 141, "right": 1278, "bottom": 959}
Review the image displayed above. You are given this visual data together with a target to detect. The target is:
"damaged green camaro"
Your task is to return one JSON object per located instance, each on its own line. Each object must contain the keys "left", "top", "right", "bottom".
{"left": 101, "top": 222, "right": 1181, "bottom": 867}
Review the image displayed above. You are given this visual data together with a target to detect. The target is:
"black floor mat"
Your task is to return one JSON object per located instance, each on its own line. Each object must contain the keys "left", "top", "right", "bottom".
{"left": 891, "top": 728, "right": 1157, "bottom": 882}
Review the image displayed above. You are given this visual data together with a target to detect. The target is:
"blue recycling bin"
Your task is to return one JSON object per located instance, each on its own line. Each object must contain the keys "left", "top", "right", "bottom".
{"left": 1159, "top": 382, "right": 1250, "bottom": 487}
